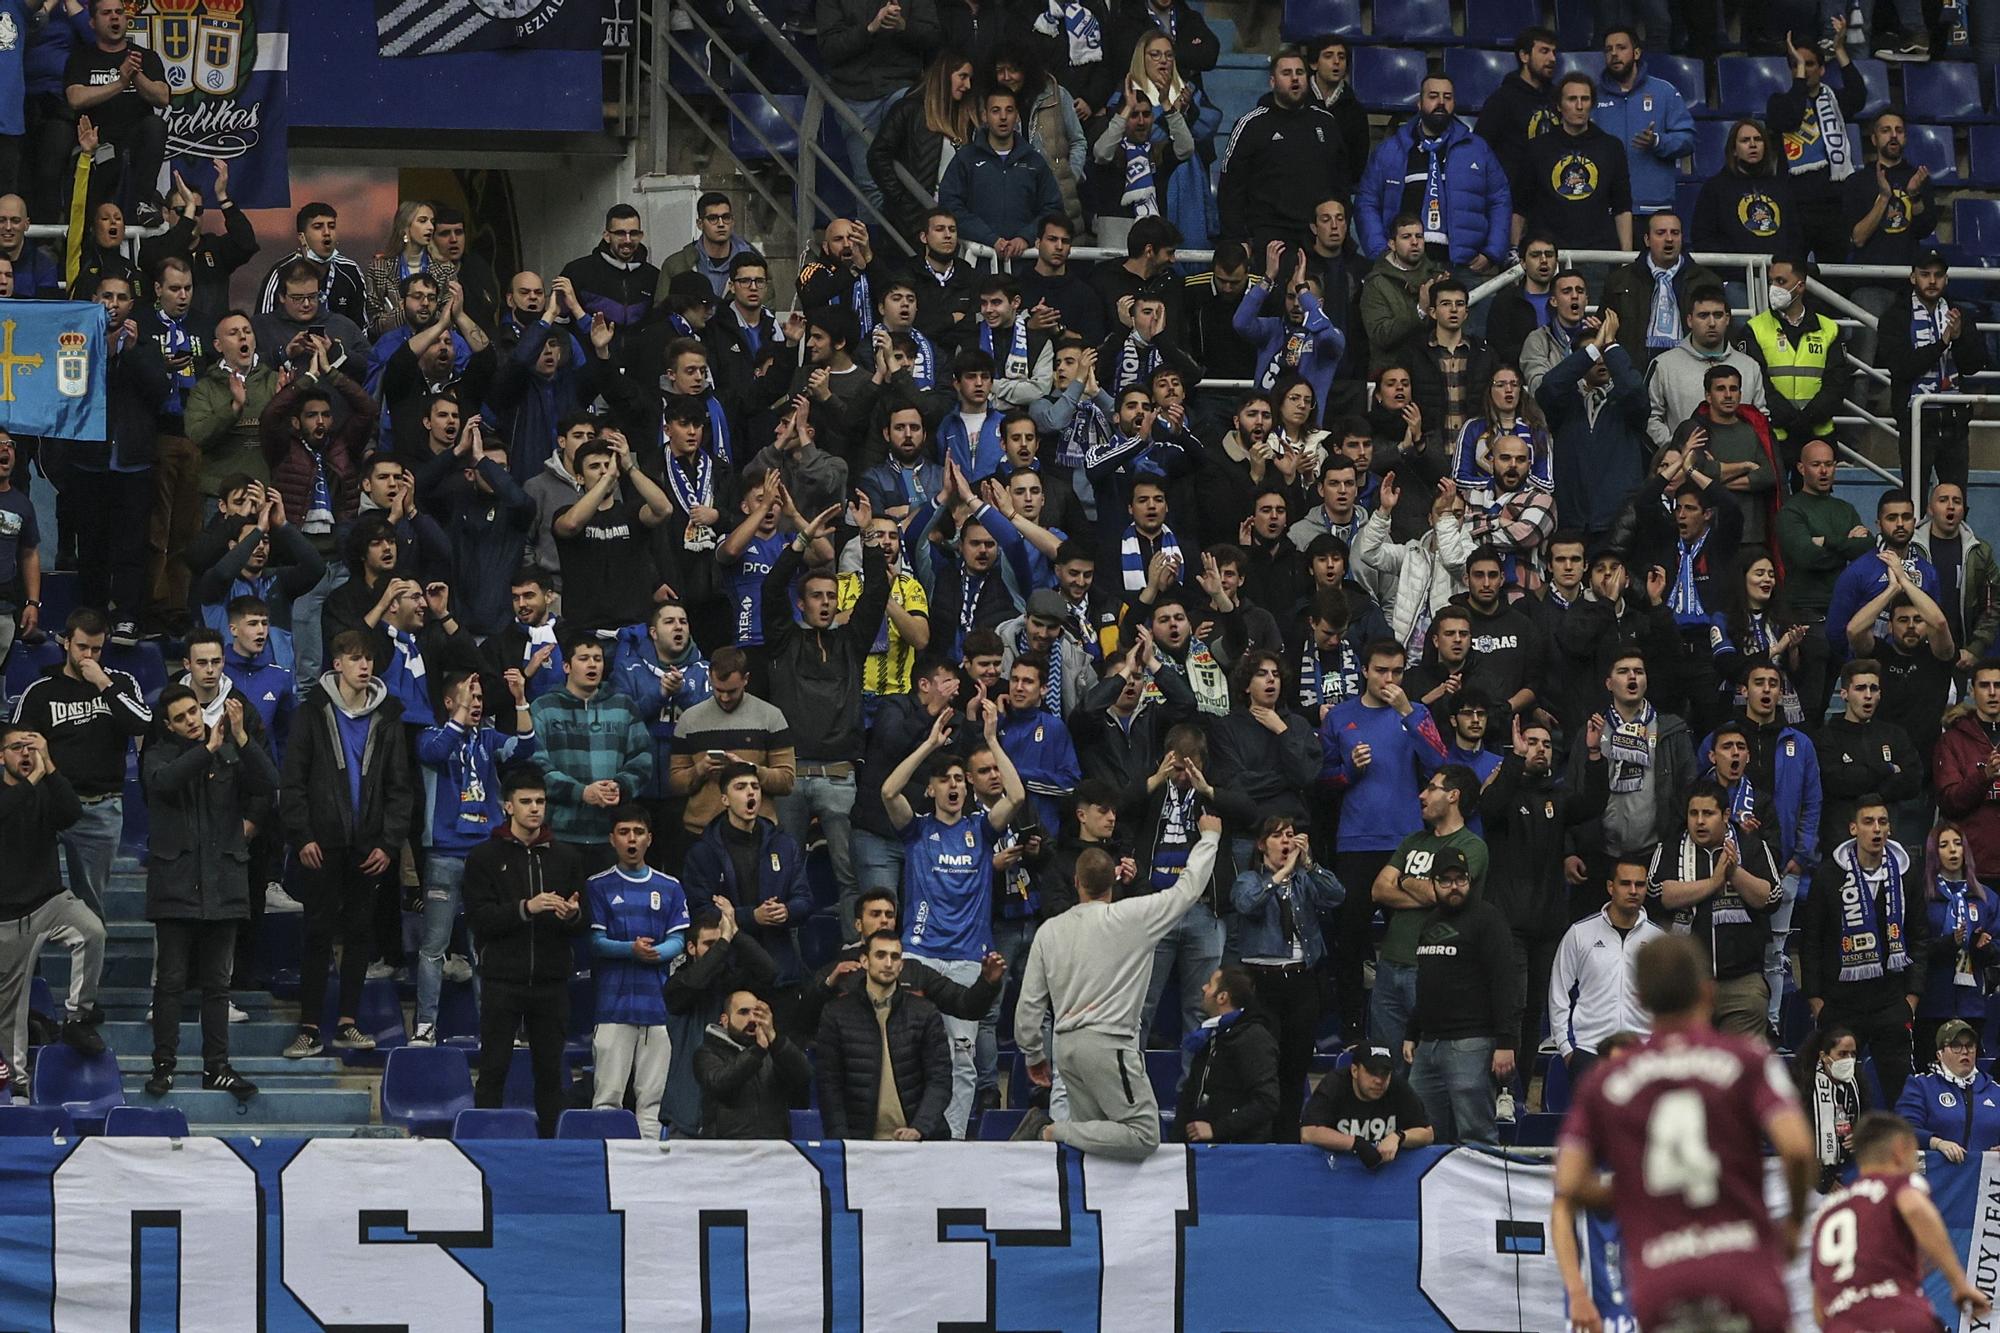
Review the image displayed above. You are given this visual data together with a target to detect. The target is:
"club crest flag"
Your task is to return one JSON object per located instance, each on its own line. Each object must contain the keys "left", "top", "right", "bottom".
{"left": 375, "top": 0, "right": 608, "bottom": 56}
{"left": 127, "top": 0, "right": 292, "bottom": 210}
{"left": 0, "top": 301, "right": 107, "bottom": 440}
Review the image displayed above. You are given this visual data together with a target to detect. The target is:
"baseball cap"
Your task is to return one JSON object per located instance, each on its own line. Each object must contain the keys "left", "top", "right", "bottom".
{"left": 1431, "top": 847, "right": 1471, "bottom": 879}
{"left": 665, "top": 270, "right": 717, "bottom": 307}
{"left": 1939, "top": 1018, "right": 1980, "bottom": 1050}
{"left": 1914, "top": 248, "right": 1949, "bottom": 273}
{"left": 1356, "top": 1046, "right": 1395, "bottom": 1074}
{"left": 1025, "top": 588, "right": 1068, "bottom": 624}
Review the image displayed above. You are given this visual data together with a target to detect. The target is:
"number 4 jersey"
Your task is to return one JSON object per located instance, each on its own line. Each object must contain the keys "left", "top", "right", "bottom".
{"left": 1809, "top": 1173, "right": 1936, "bottom": 1333}
{"left": 1560, "top": 1027, "right": 1801, "bottom": 1331}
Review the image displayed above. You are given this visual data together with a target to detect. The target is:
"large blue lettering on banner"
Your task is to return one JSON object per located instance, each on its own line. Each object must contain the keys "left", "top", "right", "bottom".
{"left": 129, "top": 0, "right": 290, "bottom": 210}
{"left": 0, "top": 301, "right": 106, "bottom": 440}
{"left": 0, "top": 1141, "right": 1594, "bottom": 1331}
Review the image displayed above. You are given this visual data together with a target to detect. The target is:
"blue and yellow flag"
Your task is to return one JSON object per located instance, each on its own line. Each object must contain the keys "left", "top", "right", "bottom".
{"left": 0, "top": 300, "right": 107, "bottom": 441}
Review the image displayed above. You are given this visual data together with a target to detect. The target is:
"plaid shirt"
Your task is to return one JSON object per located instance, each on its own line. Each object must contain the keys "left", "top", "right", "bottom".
{"left": 529, "top": 687, "right": 654, "bottom": 843}
{"left": 1463, "top": 485, "right": 1557, "bottom": 566}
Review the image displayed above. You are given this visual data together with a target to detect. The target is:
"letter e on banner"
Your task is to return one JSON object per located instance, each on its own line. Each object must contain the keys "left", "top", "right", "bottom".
{"left": 54, "top": 1139, "right": 259, "bottom": 1332}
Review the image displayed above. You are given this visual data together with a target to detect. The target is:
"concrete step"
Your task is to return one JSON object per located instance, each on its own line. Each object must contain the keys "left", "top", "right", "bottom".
{"left": 187, "top": 1123, "right": 407, "bottom": 1140}
{"left": 100, "top": 1020, "right": 309, "bottom": 1059}
{"left": 129, "top": 1085, "right": 375, "bottom": 1125}
{"left": 96, "top": 987, "right": 288, "bottom": 1019}
{"left": 116, "top": 1055, "right": 350, "bottom": 1080}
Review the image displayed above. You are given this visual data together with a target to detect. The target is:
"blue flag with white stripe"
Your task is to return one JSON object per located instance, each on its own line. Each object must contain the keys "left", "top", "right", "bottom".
{"left": 0, "top": 301, "right": 107, "bottom": 441}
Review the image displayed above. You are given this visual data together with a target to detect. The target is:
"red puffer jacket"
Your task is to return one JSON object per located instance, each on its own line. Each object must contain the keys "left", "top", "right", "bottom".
{"left": 258, "top": 372, "right": 371, "bottom": 527}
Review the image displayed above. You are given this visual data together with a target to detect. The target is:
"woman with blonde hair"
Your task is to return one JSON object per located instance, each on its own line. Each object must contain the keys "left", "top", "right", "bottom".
{"left": 365, "top": 200, "right": 458, "bottom": 334}
{"left": 1091, "top": 29, "right": 1218, "bottom": 250}
{"left": 869, "top": 53, "right": 979, "bottom": 241}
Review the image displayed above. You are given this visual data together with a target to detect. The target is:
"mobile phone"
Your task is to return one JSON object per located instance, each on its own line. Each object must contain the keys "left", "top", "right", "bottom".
{"left": 705, "top": 749, "right": 730, "bottom": 763}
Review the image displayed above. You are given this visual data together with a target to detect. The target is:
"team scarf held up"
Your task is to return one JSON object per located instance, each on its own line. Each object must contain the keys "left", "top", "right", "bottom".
{"left": 1032, "top": 0, "right": 1102, "bottom": 67}
{"left": 909, "top": 328, "right": 940, "bottom": 388}
{"left": 1741, "top": 614, "right": 1805, "bottom": 723}
{"left": 1150, "top": 781, "right": 1199, "bottom": 891}
{"left": 1941, "top": 877, "right": 1979, "bottom": 987}
{"left": 1670, "top": 529, "right": 1711, "bottom": 625}
{"left": 1112, "top": 332, "right": 1161, "bottom": 394}
{"left": 666, "top": 450, "right": 716, "bottom": 550}
{"left": 1667, "top": 835, "right": 1752, "bottom": 950}
{"left": 1835, "top": 838, "right": 1909, "bottom": 983}
{"left": 1144, "top": 640, "right": 1230, "bottom": 715}
{"left": 1059, "top": 398, "right": 1115, "bottom": 470}
{"left": 1259, "top": 319, "right": 1314, "bottom": 390}
{"left": 980, "top": 315, "right": 1033, "bottom": 381}
{"left": 1784, "top": 84, "right": 1854, "bottom": 180}
{"left": 1121, "top": 136, "right": 1160, "bottom": 218}
{"left": 1606, "top": 701, "right": 1657, "bottom": 794}
{"left": 156, "top": 312, "right": 196, "bottom": 413}
{"left": 1298, "top": 634, "right": 1361, "bottom": 713}
{"left": 1120, "top": 522, "right": 1181, "bottom": 592}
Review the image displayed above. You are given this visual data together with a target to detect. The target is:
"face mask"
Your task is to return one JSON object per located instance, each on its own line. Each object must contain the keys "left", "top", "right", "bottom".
{"left": 1767, "top": 284, "right": 1796, "bottom": 311}
{"left": 1828, "top": 1056, "right": 1856, "bottom": 1081}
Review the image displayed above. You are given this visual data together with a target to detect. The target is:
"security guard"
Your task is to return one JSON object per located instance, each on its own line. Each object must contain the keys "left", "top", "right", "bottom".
{"left": 1744, "top": 256, "right": 1847, "bottom": 475}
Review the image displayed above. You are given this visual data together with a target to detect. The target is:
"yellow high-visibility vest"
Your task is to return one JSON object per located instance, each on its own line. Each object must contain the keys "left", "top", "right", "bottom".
{"left": 1747, "top": 310, "right": 1839, "bottom": 441}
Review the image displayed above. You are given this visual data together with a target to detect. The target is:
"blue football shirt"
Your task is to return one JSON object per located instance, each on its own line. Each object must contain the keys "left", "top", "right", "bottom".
{"left": 587, "top": 866, "right": 690, "bottom": 1027}
{"left": 900, "top": 812, "right": 994, "bottom": 962}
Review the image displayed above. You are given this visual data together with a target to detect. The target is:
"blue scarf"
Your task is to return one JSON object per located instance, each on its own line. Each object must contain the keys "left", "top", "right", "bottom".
{"left": 910, "top": 328, "right": 939, "bottom": 388}
{"left": 1911, "top": 297, "right": 1957, "bottom": 396}
{"left": 1298, "top": 635, "right": 1360, "bottom": 712}
{"left": 1121, "top": 136, "right": 1159, "bottom": 217}
{"left": 1419, "top": 135, "right": 1449, "bottom": 246}
{"left": 981, "top": 315, "right": 1031, "bottom": 381}
{"left": 1018, "top": 627, "right": 1063, "bottom": 713}
{"left": 853, "top": 272, "right": 873, "bottom": 337}
{"left": 666, "top": 451, "right": 716, "bottom": 550}
{"left": 1033, "top": 0, "right": 1103, "bottom": 65}
{"left": 703, "top": 394, "right": 734, "bottom": 466}
{"left": 1183, "top": 1005, "right": 1244, "bottom": 1056}
{"left": 1670, "top": 530, "right": 1710, "bottom": 624}
{"left": 157, "top": 312, "right": 194, "bottom": 411}
{"left": 1121, "top": 523, "right": 1180, "bottom": 593}
{"left": 1646, "top": 260, "right": 1682, "bottom": 350}
{"left": 1942, "top": 877, "right": 1978, "bottom": 986}
{"left": 305, "top": 447, "right": 334, "bottom": 536}
{"left": 1113, "top": 333, "right": 1159, "bottom": 394}
{"left": 1060, "top": 395, "right": 1113, "bottom": 469}
{"left": 1261, "top": 318, "right": 1314, "bottom": 390}
{"left": 1726, "top": 775, "right": 1757, "bottom": 831}
{"left": 1837, "top": 842, "right": 1909, "bottom": 982}
{"left": 1152, "top": 783, "right": 1198, "bottom": 891}
{"left": 395, "top": 250, "right": 430, "bottom": 283}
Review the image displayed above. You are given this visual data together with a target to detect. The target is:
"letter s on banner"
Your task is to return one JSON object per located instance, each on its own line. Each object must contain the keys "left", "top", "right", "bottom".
{"left": 846, "top": 1140, "right": 1068, "bottom": 1328}
{"left": 605, "top": 1140, "right": 829, "bottom": 1331}
{"left": 54, "top": 1139, "right": 259, "bottom": 1333}
{"left": 281, "top": 1139, "right": 491, "bottom": 1332}
{"left": 1081, "top": 1150, "right": 1194, "bottom": 1333}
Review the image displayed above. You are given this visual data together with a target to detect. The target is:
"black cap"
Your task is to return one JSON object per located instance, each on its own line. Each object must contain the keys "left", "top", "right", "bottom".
{"left": 1357, "top": 1046, "right": 1395, "bottom": 1073}
{"left": 665, "top": 270, "right": 717, "bottom": 307}
{"left": 1914, "top": 248, "right": 1949, "bottom": 273}
{"left": 1431, "top": 847, "right": 1471, "bottom": 879}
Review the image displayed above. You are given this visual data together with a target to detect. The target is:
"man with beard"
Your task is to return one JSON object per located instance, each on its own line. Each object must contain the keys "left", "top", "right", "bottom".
{"left": 559, "top": 203, "right": 658, "bottom": 331}
{"left": 1826, "top": 491, "right": 1941, "bottom": 663}
{"left": 1844, "top": 112, "right": 1936, "bottom": 270}
{"left": 1217, "top": 48, "right": 1349, "bottom": 250}
{"left": 1844, "top": 558, "right": 1954, "bottom": 774}
{"left": 908, "top": 210, "right": 978, "bottom": 339}
{"left": 1817, "top": 658, "right": 1921, "bottom": 850}
{"left": 1593, "top": 29, "right": 1696, "bottom": 222}
{"left": 1356, "top": 74, "right": 1510, "bottom": 276}
{"left": 1402, "top": 846, "right": 1517, "bottom": 1144}
{"left": 1015, "top": 213, "right": 1105, "bottom": 346}
{"left": 1459, "top": 428, "right": 1555, "bottom": 585}
{"left": 1602, "top": 212, "right": 1721, "bottom": 370}
{"left": 612, "top": 601, "right": 711, "bottom": 865}
{"left": 1475, "top": 26, "right": 1559, "bottom": 208}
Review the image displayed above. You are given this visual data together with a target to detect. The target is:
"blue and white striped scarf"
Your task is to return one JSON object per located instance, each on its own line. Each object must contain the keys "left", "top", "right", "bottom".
{"left": 1120, "top": 523, "right": 1179, "bottom": 592}
{"left": 1837, "top": 841, "right": 1909, "bottom": 982}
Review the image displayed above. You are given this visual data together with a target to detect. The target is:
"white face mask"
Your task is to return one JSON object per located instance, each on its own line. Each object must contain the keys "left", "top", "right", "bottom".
{"left": 1767, "top": 284, "right": 1796, "bottom": 311}
{"left": 1828, "top": 1056, "right": 1856, "bottom": 1082}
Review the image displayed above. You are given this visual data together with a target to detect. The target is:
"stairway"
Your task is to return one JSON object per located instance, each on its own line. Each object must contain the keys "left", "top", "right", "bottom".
{"left": 33, "top": 856, "right": 399, "bottom": 1139}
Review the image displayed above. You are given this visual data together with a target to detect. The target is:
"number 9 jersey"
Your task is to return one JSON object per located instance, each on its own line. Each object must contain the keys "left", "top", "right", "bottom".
{"left": 1559, "top": 1028, "right": 1802, "bottom": 1332}
{"left": 1809, "top": 1173, "right": 1937, "bottom": 1333}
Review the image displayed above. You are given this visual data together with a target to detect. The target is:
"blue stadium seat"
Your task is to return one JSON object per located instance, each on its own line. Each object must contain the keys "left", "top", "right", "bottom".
{"left": 103, "top": 641, "right": 165, "bottom": 703}
{"left": 435, "top": 980, "right": 480, "bottom": 1044}
{"left": 1692, "top": 119, "right": 1731, "bottom": 178}
{"left": 105, "top": 1106, "right": 190, "bottom": 1137}
{"left": 1351, "top": 46, "right": 1427, "bottom": 112}
{"left": 556, "top": 1108, "right": 641, "bottom": 1140}
{"left": 1552, "top": 0, "right": 1591, "bottom": 49}
{"left": 1905, "top": 61, "right": 1988, "bottom": 123}
{"left": 1848, "top": 57, "right": 1890, "bottom": 121}
{"left": 1201, "top": 67, "right": 1270, "bottom": 129}
{"left": 1675, "top": 181, "right": 1701, "bottom": 225}
{"left": 1145, "top": 1049, "right": 1182, "bottom": 1106}
{"left": 729, "top": 94, "right": 803, "bottom": 161}
{"left": 1462, "top": 0, "right": 1540, "bottom": 48}
{"left": 789, "top": 1108, "right": 824, "bottom": 1139}
{"left": 380, "top": 1046, "right": 473, "bottom": 1137}
{"left": 1957, "top": 197, "right": 2000, "bottom": 254}
{"left": 1371, "top": 0, "right": 1450, "bottom": 44}
{"left": 1905, "top": 123, "right": 1961, "bottom": 185}
{"left": 1648, "top": 55, "right": 1709, "bottom": 115}
{"left": 1511, "top": 1112, "right": 1564, "bottom": 1147}
{"left": 1556, "top": 50, "right": 1600, "bottom": 84}
{"left": 1541, "top": 1053, "right": 1572, "bottom": 1113}
{"left": 1715, "top": 56, "right": 1792, "bottom": 119}
{"left": 4, "top": 638, "right": 60, "bottom": 706}
{"left": 320, "top": 975, "right": 408, "bottom": 1063}
{"left": 30, "top": 1046, "right": 124, "bottom": 1134}
{"left": 978, "top": 1107, "right": 1029, "bottom": 1140}
{"left": 1971, "top": 124, "right": 2000, "bottom": 187}
{"left": 0, "top": 1104, "right": 74, "bottom": 1137}
{"left": 452, "top": 1107, "right": 539, "bottom": 1140}
{"left": 1279, "top": 0, "right": 1361, "bottom": 44}
{"left": 1443, "top": 49, "right": 1514, "bottom": 109}
{"left": 28, "top": 975, "right": 56, "bottom": 1019}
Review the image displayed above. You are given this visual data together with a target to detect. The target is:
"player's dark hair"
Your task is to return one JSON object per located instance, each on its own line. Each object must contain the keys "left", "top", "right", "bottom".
{"left": 1635, "top": 935, "right": 1707, "bottom": 1017}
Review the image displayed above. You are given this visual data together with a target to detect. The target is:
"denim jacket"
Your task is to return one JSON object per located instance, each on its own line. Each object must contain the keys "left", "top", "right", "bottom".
{"left": 1230, "top": 863, "right": 1346, "bottom": 967}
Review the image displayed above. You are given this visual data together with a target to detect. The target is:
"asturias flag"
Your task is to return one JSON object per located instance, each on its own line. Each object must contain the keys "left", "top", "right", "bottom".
{"left": 0, "top": 301, "right": 107, "bottom": 440}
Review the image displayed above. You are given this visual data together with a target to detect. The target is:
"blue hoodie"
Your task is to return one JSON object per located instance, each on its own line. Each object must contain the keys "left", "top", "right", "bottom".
{"left": 612, "top": 624, "right": 712, "bottom": 798}
{"left": 1356, "top": 117, "right": 1512, "bottom": 265}
{"left": 1320, "top": 698, "right": 1450, "bottom": 851}
{"left": 224, "top": 644, "right": 297, "bottom": 760}
{"left": 1232, "top": 285, "right": 1347, "bottom": 410}
{"left": 1825, "top": 546, "right": 1942, "bottom": 661}
{"left": 1697, "top": 723, "right": 1824, "bottom": 876}
{"left": 415, "top": 718, "right": 538, "bottom": 854}
{"left": 1593, "top": 65, "right": 1697, "bottom": 215}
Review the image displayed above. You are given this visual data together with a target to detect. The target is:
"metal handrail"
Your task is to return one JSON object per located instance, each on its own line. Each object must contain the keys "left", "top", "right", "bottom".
{"left": 1910, "top": 392, "right": 2000, "bottom": 499}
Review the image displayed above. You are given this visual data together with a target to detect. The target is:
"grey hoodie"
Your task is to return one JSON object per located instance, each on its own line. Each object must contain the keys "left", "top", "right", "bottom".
{"left": 523, "top": 450, "right": 583, "bottom": 577}
{"left": 1644, "top": 336, "right": 1768, "bottom": 448}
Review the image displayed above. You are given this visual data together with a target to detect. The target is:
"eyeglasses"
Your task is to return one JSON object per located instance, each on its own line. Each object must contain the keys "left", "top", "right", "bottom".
{"left": 732, "top": 275, "right": 767, "bottom": 286}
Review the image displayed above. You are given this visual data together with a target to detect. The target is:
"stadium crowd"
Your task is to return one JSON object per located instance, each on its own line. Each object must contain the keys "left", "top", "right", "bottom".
{"left": 0, "top": 0, "right": 1995, "bottom": 1189}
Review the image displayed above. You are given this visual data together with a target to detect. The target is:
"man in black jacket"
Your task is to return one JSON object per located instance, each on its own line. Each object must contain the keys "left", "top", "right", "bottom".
{"left": 0, "top": 723, "right": 100, "bottom": 1077}
{"left": 663, "top": 902, "right": 777, "bottom": 1136}
{"left": 1818, "top": 658, "right": 1923, "bottom": 849}
{"left": 796, "top": 888, "right": 1005, "bottom": 1038}
{"left": 1472, "top": 25, "right": 1559, "bottom": 209}
{"left": 1880, "top": 252, "right": 1991, "bottom": 493}
{"left": 762, "top": 506, "right": 890, "bottom": 932}
{"left": 1480, "top": 714, "right": 1608, "bottom": 1078}
{"left": 694, "top": 988, "right": 815, "bottom": 1138}
{"left": 1402, "top": 847, "right": 1519, "bottom": 1145}
{"left": 1176, "top": 965, "right": 1279, "bottom": 1143}
{"left": 1217, "top": 48, "right": 1350, "bottom": 250}
{"left": 815, "top": 930, "right": 953, "bottom": 1139}
{"left": 462, "top": 767, "right": 590, "bottom": 1136}
{"left": 1069, "top": 635, "right": 1198, "bottom": 812}
{"left": 277, "top": 630, "right": 413, "bottom": 1060}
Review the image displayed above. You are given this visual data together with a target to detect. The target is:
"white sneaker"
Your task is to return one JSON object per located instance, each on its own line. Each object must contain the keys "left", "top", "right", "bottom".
{"left": 228, "top": 1003, "right": 249, "bottom": 1024}
{"left": 442, "top": 954, "right": 474, "bottom": 985}
{"left": 408, "top": 1024, "right": 438, "bottom": 1047}
{"left": 365, "top": 961, "right": 398, "bottom": 981}
{"left": 264, "top": 883, "right": 305, "bottom": 913}
{"left": 1495, "top": 1089, "right": 1517, "bottom": 1123}
{"left": 1537, "top": 1036, "right": 1558, "bottom": 1055}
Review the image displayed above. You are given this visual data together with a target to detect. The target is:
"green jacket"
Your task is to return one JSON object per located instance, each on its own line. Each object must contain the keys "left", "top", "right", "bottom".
{"left": 1920, "top": 522, "right": 2000, "bottom": 659}
{"left": 1776, "top": 490, "right": 1872, "bottom": 616}
{"left": 184, "top": 362, "right": 280, "bottom": 495}
{"left": 1358, "top": 254, "right": 1449, "bottom": 374}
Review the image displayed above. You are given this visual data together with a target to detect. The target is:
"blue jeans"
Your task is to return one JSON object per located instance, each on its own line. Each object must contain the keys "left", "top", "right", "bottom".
{"left": 775, "top": 769, "right": 856, "bottom": 920}
{"left": 1765, "top": 872, "right": 1803, "bottom": 1031}
{"left": 850, "top": 828, "right": 905, "bottom": 942}
{"left": 289, "top": 561, "right": 348, "bottom": 696}
{"left": 978, "top": 916, "right": 1038, "bottom": 1095}
{"left": 839, "top": 91, "right": 902, "bottom": 212}
{"left": 1412, "top": 1036, "right": 1499, "bottom": 1145}
{"left": 414, "top": 853, "right": 466, "bottom": 1029}
{"left": 1370, "top": 959, "right": 1418, "bottom": 1067}
{"left": 60, "top": 796, "right": 123, "bottom": 917}
{"left": 1143, "top": 900, "right": 1225, "bottom": 1068}
{"left": 908, "top": 952, "right": 981, "bottom": 1138}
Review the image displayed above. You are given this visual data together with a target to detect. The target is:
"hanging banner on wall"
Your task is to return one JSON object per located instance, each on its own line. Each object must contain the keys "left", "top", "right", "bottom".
{"left": 0, "top": 301, "right": 106, "bottom": 440}
{"left": 373, "top": 0, "right": 607, "bottom": 58}
{"left": 128, "top": 0, "right": 292, "bottom": 210}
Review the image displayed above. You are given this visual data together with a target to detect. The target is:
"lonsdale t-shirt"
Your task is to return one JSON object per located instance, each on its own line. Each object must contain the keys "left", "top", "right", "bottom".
{"left": 1380, "top": 827, "right": 1489, "bottom": 966}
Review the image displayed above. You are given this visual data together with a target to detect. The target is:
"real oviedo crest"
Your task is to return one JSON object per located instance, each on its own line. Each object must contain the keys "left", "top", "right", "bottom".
{"left": 55, "top": 331, "right": 88, "bottom": 399}
{"left": 129, "top": 0, "right": 266, "bottom": 166}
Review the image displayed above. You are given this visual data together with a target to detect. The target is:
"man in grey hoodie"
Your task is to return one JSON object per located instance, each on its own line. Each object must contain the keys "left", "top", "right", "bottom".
{"left": 523, "top": 414, "right": 600, "bottom": 580}
{"left": 1644, "top": 289, "right": 1768, "bottom": 448}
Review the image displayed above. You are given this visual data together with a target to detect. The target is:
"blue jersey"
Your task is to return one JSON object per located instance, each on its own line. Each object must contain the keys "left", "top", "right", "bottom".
{"left": 587, "top": 866, "right": 690, "bottom": 1027}
{"left": 901, "top": 812, "right": 995, "bottom": 961}
{"left": 722, "top": 533, "right": 785, "bottom": 646}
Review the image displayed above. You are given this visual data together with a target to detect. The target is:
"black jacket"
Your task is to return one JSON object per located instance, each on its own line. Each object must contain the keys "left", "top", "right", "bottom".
{"left": 1472, "top": 71, "right": 1557, "bottom": 207}
{"left": 1801, "top": 847, "right": 1930, "bottom": 1016}
{"left": 139, "top": 204, "right": 261, "bottom": 324}
{"left": 815, "top": 986, "right": 953, "bottom": 1139}
{"left": 1403, "top": 335, "right": 1496, "bottom": 458}
{"left": 1176, "top": 1009, "right": 1280, "bottom": 1142}
{"left": 0, "top": 772, "right": 81, "bottom": 921}
{"left": 797, "top": 943, "right": 1001, "bottom": 1037}
{"left": 1217, "top": 99, "right": 1350, "bottom": 240}
{"left": 142, "top": 732, "right": 279, "bottom": 922}
{"left": 1477, "top": 752, "right": 1609, "bottom": 939}
{"left": 460, "top": 826, "right": 590, "bottom": 987}
{"left": 869, "top": 94, "right": 961, "bottom": 243}
{"left": 1879, "top": 297, "right": 1991, "bottom": 418}
{"left": 1068, "top": 666, "right": 1197, "bottom": 813}
{"left": 1406, "top": 897, "right": 1520, "bottom": 1047}
{"left": 1816, "top": 715, "right": 1923, "bottom": 849}
{"left": 277, "top": 678, "right": 413, "bottom": 856}
{"left": 1207, "top": 706, "right": 1323, "bottom": 827}
{"left": 762, "top": 542, "right": 890, "bottom": 761}
{"left": 693, "top": 1024, "right": 814, "bottom": 1138}
{"left": 665, "top": 932, "right": 779, "bottom": 1017}
{"left": 53, "top": 337, "right": 169, "bottom": 473}
{"left": 1040, "top": 830, "right": 1132, "bottom": 918}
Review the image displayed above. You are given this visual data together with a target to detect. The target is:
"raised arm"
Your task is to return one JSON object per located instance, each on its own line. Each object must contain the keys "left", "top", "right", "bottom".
{"left": 880, "top": 704, "right": 954, "bottom": 830}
